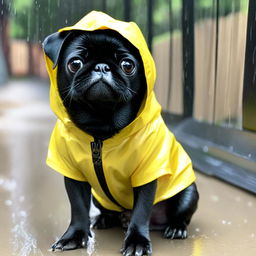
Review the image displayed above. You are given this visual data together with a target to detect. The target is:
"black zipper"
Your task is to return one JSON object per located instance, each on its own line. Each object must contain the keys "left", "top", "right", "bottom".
{"left": 91, "top": 139, "right": 123, "bottom": 209}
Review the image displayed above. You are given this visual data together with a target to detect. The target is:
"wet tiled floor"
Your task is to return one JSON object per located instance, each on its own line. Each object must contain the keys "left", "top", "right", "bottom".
{"left": 0, "top": 79, "right": 256, "bottom": 256}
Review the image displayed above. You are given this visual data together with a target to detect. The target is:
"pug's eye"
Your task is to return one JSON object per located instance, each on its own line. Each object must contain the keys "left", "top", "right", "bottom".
{"left": 120, "top": 59, "right": 135, "bottom": 75}
{"left": 67, "top": 58, "right": 84, "bottom": 73}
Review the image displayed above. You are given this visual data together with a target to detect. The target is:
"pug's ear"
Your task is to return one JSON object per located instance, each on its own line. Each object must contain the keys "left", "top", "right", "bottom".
{"left": 42, "top": 31, "right": 71, "bottom": 68}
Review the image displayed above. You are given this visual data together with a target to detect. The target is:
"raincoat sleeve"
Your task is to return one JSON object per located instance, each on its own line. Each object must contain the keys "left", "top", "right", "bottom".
{"left": 130, "top": 120, "right": 174, "bottom": 187}
{"left": 46, "top": 121, "right": 87, "bottom": 182}
{"left": 131, "top": 120, "right": 196, "bottom": 190}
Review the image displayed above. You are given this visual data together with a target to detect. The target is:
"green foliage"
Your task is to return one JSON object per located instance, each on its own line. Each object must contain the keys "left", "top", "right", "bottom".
{"left": 10, "top": 0, "right": 126, "bottom": 42}
{"left": 13, "top": 0, "right": 32, "bottom": 9}
{"left": 9, "top": 0, "right": 248, "bottom": 43}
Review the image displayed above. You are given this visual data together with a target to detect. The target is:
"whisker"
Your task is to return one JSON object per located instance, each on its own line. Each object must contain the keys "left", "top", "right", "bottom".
{"left": 62, "top": 89, "right": 73, "bottom": 104}
{"left": 126, "top": 87, "right": 137, "bottom": 94}
{"left": 62, "top": 82, "right": 77, "bottom": 104}
{"left": 61, "top": 77, "right": 91, "bottom": 106}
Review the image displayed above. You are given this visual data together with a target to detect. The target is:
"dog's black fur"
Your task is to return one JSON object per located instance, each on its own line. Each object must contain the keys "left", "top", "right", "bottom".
{"left": 43, "top": 30, "right": 199, "bottom": 256}
{"left": 56, "top": 30, "right": 146, "bottom": 140}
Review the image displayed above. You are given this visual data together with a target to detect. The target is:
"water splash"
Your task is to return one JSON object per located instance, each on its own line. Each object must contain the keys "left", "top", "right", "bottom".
{"left": 0, "top": 177, "right": 37, "bottom": 256}
{"left": 1, "top": 176, "right": 39, "bottom": 256}
{"left": 11, "top": 215, "right": 37, "bottom": 256}
{"left": 87, "top": 230, "right": 96, "bottom": 256}
{"left": 10, "top": 188, "right": 39, "bottom": 256}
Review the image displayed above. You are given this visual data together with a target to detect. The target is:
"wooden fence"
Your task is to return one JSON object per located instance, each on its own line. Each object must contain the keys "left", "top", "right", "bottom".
{"left": 10, "top": 40, "right": 47, "bottom": 78}
{"left": 153, "top": 12, "right": 247, "bottom": 125}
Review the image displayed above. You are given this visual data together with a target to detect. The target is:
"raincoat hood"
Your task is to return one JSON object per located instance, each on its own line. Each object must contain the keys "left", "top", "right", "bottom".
{"left": 44, "top": 11, "right": 160, "bottom": 140}
{"left": 44, "top": 11, "right": 196, "bottom": 211}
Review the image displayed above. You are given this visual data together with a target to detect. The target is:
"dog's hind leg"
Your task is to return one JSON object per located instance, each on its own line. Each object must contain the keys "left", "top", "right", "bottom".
{"left": 163, "top": 182, "right": 199, "bottom": 239}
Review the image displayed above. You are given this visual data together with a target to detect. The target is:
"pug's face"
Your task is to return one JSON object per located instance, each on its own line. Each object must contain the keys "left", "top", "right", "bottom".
{"left": 57, "top": 30, "right": 146, "bottom": 110}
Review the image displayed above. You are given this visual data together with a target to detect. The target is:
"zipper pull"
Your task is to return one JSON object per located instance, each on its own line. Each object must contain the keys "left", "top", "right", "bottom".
{"left": 91, "top": 139, "right": 102, "bottom": 166}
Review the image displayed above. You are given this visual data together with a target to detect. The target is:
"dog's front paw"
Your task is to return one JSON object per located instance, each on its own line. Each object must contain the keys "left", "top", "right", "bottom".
{"left": 51, "top": 225, "right": 89, "bottom": 251}
{"left": 121, "top": 225, "right": 152, "bottom": 256}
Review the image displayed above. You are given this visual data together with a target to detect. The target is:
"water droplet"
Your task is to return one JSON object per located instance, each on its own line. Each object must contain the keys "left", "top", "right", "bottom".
{"left": 244, "top": 219, "right": 248, "bottom": 224}
{"left": 235, "top": 196, "right": 241, "bottom": 202}
{"left": 19, "top": 211, "right": 27, "bottom": 217}
{"left": 19, "top": 196, "right": 25, "bottom": 203}
{"left": 247, "top": 201, "right": 253, "bottom": 207}
{"left": 222, "top": 220, "right": 227, "bottom": 225}
{"left": 0, "top": 178, "right": 17, "bottom": 191}
{"left": 5, "top": 199, "right": 12, "bottom": 206}
{"left": 195, "top": 228, "right": 200, "bottom": 232}
{"left": 210, "top": 195, "right": 219, "bottom": 202}
{"left": 248, "top": 153, "right": 252, "bottom": 158}
{"left": 203, "top": 146, "right": 209, "bottom": 153}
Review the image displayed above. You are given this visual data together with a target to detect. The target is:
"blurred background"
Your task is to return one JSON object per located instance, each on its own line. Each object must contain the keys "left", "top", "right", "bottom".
{"left": 0, "top": 0, "right": 251, "bottom": 126}
{"left": 0, "top": 0, "right": 256, "bottom": 256}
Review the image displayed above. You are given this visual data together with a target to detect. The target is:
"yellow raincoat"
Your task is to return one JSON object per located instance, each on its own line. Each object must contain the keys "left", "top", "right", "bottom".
{"left": 44, "top": 11, "right": 196, "bottom": 212}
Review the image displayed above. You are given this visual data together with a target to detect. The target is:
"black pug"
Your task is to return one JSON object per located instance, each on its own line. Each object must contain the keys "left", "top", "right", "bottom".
{"left": 43, "top": 29, "right": 199, "bottom": 256}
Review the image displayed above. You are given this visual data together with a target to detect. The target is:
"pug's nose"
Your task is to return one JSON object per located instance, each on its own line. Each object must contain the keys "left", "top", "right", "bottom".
{"left": 94, "top": 63, "right": 111, "bottom": 73}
